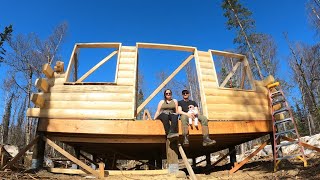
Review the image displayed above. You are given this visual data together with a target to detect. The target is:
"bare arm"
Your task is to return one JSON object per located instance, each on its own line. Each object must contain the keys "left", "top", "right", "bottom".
{"left": 174, "top": 99, "right": 178, "bottom": 114}
{"left": 153, "top": 100, "right": 164, "bottom": 119}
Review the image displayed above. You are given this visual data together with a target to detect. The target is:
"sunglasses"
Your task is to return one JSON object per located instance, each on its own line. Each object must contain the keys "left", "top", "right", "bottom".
{"left": 183, "top": 92, "right": 189, "bottom": 95}
{"left": 165, "top": 93, "right": 172, "bottom": 95}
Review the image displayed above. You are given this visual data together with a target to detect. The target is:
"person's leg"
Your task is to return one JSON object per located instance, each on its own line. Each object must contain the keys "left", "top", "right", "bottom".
{"left": 158, "top": 113, "right": 170, "bottom": 135}
{"left": 167, "top": 114, "right": 179, "bottom": 140}
{"left": 180, "top": 114, "right": 189, "bottom": 146}
{"left": 198, "top": 115, "right": 216, "bottom": 146}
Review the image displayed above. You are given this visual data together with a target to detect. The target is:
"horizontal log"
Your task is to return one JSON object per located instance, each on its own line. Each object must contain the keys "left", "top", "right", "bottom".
{"left": 27, "top": 108, "right": 134, "bottom": 119}
{"left": 47, "top": 168, "right": 167, "bottom": 175}
{"left": 119, "top": 58, "right": 135, "bottom": 64}
{"left": 210, "top": 50, "right": 245, "bottom": 59}
{"left": 197, "top": 51, "right": 210, "bottom": 56}
{"left": 117, "top": 71, "right": 135, "bottom": 78}
{"left": 54, "top": 72, "right": 65, "bottom": 78}
{"left": 198, "top": 57, "right": 212, "bottom": 63}
{"left": 207, "top": 104, "right": 269, "bottom": 113}
{"left": 255, "top": 86, "right": 268, "bottom": 94}
{"left": 43, "top": 101, "right": 133, "bottom": 110}
{"left": 117, "top": 78, "right": 135, "bottom": 85}
{"left": 31, "top": 94, "right": 44, "bottom": 108}
{"left": 42, "top": 63, "right": 54, "bottom": 78}
{"left": 49, "top": 85, "right": 134, "bottom": 93}
{"left": 201, "top": 75, "right": 217, "bottom": 82}
{"left": 120, "top": 52, "right": 136, "bottom": 58}
{"left": 41, "top": 92, "right": 133, "bottom": 102}
{"left": 121, "top": 46, "right": 137, "bottom": 52}
{"left": 137, "top": 42, "right": 195, "bottom": 52}
{"left": 206, "top": 96, "right": 269, "bottom": 106}
{"left": 38, "top": 119, "right": 272, "bottom": 135}
{"left": 202, "top": 82, "right": 218, "bottom": 88}
{"left": 35, "top": 78, "right": 49, "bottom": 93}
{"left": 47, "top": 78, "right": 66, "bottom": 86}
{"left": 118, "top": 64, "right": 135, "bottom": 71}
{"left": 199, "top": 62, "right": 214, "bottom": 69}
{"left": 204, "top": 89, "right": 267, "bottom": 98}
{"left": 201, "top": 69, "right": 215, "bottom": 75}
{"left": 76, "top": 43, "right": 120, "bottom": 48}
{"left": 207, "top": 111, "right": 271, "bottom": 121}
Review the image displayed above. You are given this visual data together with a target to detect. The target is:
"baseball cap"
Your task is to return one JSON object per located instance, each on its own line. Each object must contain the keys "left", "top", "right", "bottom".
{"left": 182, "top": 89, "right": 189, "bottom": 94}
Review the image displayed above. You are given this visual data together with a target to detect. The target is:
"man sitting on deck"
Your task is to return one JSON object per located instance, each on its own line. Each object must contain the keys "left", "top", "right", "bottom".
{"left": 178, "top": 89, "right": 216, "bottom": 147}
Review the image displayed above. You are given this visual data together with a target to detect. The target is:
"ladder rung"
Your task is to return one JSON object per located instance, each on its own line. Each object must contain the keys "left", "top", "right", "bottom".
{"left": 273, "top": 108, "right": 289, "bottom": 115}
{"left": 276, "top": 140, "right": 299, "bottom": 148}
{"left": 272, "top": 99, "right": 285, "bottom": 105}
{"left": 271, "top": 91, "right": 282, "bottom": 97}
{"left": 275, "top": 129, "right": 296, "bottom": 136}
{"left": 276, "top": 154, "right": 303, "bottom": 160}
{"left": 274, "top": 118, "right": 292, "bottom": 125}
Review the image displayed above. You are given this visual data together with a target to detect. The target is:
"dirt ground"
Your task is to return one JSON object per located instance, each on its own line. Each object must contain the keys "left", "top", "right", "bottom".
{"left": 0, "top": 154, "right": 319, "bottom": 180}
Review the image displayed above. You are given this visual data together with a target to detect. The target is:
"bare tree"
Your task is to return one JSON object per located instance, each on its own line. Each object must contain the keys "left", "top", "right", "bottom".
{"left": 3, "top": 22, "right": 68, "bottom": 144}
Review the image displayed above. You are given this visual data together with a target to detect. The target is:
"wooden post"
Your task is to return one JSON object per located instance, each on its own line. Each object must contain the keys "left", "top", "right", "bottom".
{"left": 229, "top": 146, "right": 237, "bottom": 168}
{"left": 166, "top": 139, "right": 178, "bottom": 173}
{"left": 206, "top": 153, "right": 211, "bottom": 167}
{"left": 155, "top": 150, "right": 163, "bottom": 169}
{"left": 74, "top": 147, "right": 80, "bottom": 169}
{"left": 98, "top": 162, "right": 105, "bottom": 178}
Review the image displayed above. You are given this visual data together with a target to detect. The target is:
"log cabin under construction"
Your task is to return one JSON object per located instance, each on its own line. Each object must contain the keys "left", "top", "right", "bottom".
{"left": 26, "top": 42, "right": 274, "bottom": 174}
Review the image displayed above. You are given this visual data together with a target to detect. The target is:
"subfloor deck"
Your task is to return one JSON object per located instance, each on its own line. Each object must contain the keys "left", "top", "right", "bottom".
{"left": 39, "top": 119, "right": 272, "bottom": 159}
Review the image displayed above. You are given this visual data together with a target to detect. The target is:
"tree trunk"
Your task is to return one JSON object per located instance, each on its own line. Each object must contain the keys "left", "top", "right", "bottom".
{"left": 26, "top": 66, "right": 33, "bottom": 145}
{"left": 227, "top": 0, "right": 264, "bottom": 80}
{"left": 2, "top": 93, "right": 14, "bottom": 144}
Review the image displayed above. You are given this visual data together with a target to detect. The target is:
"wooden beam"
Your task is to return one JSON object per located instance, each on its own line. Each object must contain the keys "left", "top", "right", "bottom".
{"left": 35, "top": 78, "right": 49, "bottom": 93}
{"left": 27, "top": 108, "right": 133, "bottom": 120}
{"left": 178, "top": 144, "right": 197, "bottom": 180}
{"left": 37, "top": 119, "right": 272, "bottom": 135}
{"left": 213, "top": 148, "right": 236, "bottom": 167}
{"left": 79, "top": 152, "right": 99, "bottom": 167}
{"left": 30, "top": 94, "right": 44, "bottom": 108}
{"left": 282, "top": 136, "right": 320, "bottom": 152}
{"left": 137, "top": 55, "right": 194, "bottom": 114}
{"left": 43, "top": 137, "right": 100, "bottom": 178}
{"left": 98, "top": 163, "right": 105, "bottom": 178}
{"left": 54, "top": 61, "right": 64, "bottom": 73}
{"left": 243, "top": 57, "right": 256, "bottom": 90}
{"left": 65, "top": 45, "right": 78, "bottom": 82}
{"left": 76, "top": 43, "right": 121, "bottom": 48}
{"left": 42, "top": 63, "right": 54, "bottom": 78}
{"left": 137, "top": 42, "right": 195, "bottom": 52}
{"left": 48, "top": 168, "right": 167, "bottom": 175}
{"left": 142, "top": 109, "right": 152, "bottom": 120}
{"left": 229, "top": 140, "right": 269, "bottom": 174}
{"left": 210, "top": 50, "right": 245, "bottom": 59}
{"left": 2, "top": 136, "right": 39, "bottom": 170}
{"left": 220, "top": 61, "right": 241, "bottom": 88}
{"left": 240, "top": 66, "right": 246, "bottom": 89}
{"left": 76, "top": 50, "right": 118, "bottom": 82}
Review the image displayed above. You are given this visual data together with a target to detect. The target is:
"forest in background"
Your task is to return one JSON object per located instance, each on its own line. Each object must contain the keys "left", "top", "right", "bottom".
{"left": 0, "top": 0, "right": 319, "bottom": 156}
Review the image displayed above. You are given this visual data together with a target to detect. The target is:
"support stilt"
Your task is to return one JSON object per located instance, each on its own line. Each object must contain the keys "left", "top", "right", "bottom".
{"left": 166, "top": 139, "right": 178, "bottom": 173}
{"left": 229, "top": 146, "right": 237, "bottom": 168}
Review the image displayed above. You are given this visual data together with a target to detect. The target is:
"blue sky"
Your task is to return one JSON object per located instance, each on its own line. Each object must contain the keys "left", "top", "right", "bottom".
{"left": 0, "top": 0, "right": 317, "bottom": 118}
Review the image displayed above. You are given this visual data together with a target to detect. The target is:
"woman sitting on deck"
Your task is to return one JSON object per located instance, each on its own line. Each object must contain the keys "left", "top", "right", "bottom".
{"left": 153, "top": 89, "right": 179, "bottom": 141}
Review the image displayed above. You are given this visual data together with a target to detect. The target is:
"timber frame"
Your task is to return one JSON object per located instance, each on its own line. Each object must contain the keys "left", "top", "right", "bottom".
{"left": 23, "top": 42, "right": 289, "bottom": 176}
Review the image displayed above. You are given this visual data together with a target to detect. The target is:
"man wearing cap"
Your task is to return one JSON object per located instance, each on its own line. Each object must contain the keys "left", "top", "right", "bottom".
{"left": 178, "top": 89, "right": 216, "bottom": 147}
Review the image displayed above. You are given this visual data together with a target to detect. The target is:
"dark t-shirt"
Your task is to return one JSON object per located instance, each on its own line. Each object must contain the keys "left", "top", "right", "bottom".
{"left": 178, "top": 100, "right": 198, "bottom": 113}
